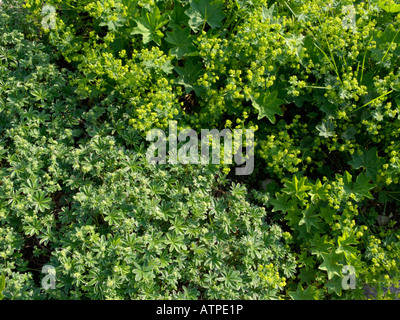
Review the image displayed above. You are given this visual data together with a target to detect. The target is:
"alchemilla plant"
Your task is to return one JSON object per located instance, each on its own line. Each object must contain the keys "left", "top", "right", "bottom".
{"left": 0, "top": 0, "right": 399, "bottom": 300}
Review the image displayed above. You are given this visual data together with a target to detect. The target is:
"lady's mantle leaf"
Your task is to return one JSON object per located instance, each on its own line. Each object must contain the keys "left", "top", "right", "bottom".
{"left": 251, "top": 91, "right": 284, "bottom": 124}
{"left": 316, "top": 119, "right": 335, "bottom": 138}
{"left": 165, "top": 27, "right": 196, "bottom": 59}
{"left": 289, "top": 284, "right": 319, "bottom": 300}
{"left": 185, "top": 0, "right": 225, "bottom": 32}
{"left": 174, "top": 58, "right": 204, "bottom": 95}
{"left": 378, "top": 0, "right": 400, "bottom": 12}
{"left": 299, "top": 204, "right": 321, "bottom": 233}
{"left": 318, "top": 251, "right": 343, "bottom": 280}
{"left": 342, "top": 171, "right": 374, "bottom": 200}
{"left": 131, "top": 7, "right": 168, "bottom": 45}
{"left": 348, "top": 147, "right": 383, "bottom": 179}
{"left": 169, "top": 0, "right": 189, "bottom": 28}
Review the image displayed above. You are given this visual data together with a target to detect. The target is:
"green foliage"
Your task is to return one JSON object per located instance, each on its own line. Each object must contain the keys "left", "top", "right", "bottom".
{"left": 269, "top": 171, "right": 400, "bottom": 299}
{"left": 251, "top": 90, "right": 284, "bottom": 124}
{"left": 132, "top": 6, "right": 168, "bottom": 45}
{"left": 0, "top": 274, "right": 5, "bottom": 300}
{"left": 348, "top": 147, "right": 383, "bottom": 180}
{"left": 185, "top": 0, "right": 226, "bottom": 31}
{"left": 1, "top": 1, "right": 294, "bottom": 300}
{"left": 1, "top": 0, "right": 399, "bottom": 300}
{"left": 378, "top": 0, "right": 400, "bottom": 13}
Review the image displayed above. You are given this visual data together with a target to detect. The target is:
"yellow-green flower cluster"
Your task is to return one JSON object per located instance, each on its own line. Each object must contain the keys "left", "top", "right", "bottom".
{"left": 257, "top": 263, "right": 287, "bottom": 289}
{"left": 258, "top": 117, "right": 306, "bottom": 178}
{"left": 363, "top": 233, "right": 400, "bottom": 297}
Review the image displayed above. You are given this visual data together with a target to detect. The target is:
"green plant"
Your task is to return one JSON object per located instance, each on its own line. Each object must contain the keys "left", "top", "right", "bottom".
{"left": 1, "top": 0, "right": 399, "bottom": 301}
{"left": 266, "top": 173, "right": 399, "bottom": 299}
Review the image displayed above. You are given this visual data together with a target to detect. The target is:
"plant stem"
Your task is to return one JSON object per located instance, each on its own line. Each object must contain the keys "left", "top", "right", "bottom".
{"left": 354, "top": 89, "right": 393, "bottom": 112}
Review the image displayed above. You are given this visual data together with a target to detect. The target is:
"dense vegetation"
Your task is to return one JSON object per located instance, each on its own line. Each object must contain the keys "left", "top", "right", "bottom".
{"left": 1, "top": 0, "right": 400, "bottom": 299}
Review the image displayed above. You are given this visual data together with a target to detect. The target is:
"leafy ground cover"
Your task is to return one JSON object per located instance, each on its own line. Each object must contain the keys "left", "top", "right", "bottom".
{"left": 1, "top": 0, "right": 400, "bottom": 299}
